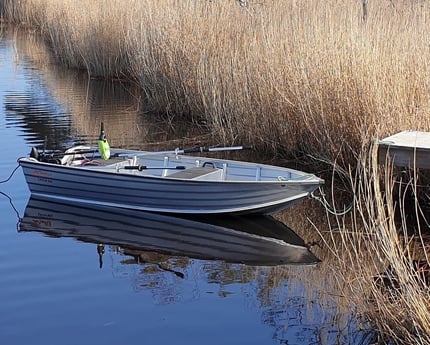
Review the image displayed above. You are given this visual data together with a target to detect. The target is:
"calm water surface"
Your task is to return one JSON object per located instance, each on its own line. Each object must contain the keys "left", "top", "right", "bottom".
{"left": 0, "top": 29, "right": 374, "bottom": 345}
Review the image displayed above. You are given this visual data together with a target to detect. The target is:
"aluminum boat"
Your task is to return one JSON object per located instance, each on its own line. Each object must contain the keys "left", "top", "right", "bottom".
{"left": 18, "top": 144, "right": 324, "bottom": 215}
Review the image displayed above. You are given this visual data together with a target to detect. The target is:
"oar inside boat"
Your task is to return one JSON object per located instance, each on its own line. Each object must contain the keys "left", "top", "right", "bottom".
{"left": 181, "top": 145, "right": 253, "bottom": 154}
{"left": 128, "top": 145, "right": 254, "bottom": 157}
{"left": 123, "top": 165, "right": 186, "bottom": 171}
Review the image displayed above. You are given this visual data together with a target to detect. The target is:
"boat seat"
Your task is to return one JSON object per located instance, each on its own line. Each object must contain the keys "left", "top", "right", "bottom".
{"left": 167, "top": 166, "right": 220, "bottom": 180}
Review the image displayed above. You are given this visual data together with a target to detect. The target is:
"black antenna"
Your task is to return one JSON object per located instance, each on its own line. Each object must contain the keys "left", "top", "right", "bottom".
{"left": 43, "top": 136, "right": 47, "bottom": 154}
{"left": 99, "top": 122, "right": 105, "bottom": 141}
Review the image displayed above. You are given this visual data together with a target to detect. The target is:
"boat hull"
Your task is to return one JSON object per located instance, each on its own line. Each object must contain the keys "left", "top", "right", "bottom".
{"left": 19, "top": 157, "right": 322, "bottom": 215}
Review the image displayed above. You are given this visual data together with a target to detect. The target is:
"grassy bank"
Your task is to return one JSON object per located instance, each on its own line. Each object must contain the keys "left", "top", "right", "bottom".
{"left": 3, "top": 0, "right": 430, "bottom": 165}
{"left": 3, "top": 1, "right": 430, "bottom": 343}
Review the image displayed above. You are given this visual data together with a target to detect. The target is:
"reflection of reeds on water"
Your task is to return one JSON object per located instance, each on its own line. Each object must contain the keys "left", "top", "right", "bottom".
{"left": 8, "top": 29, "right": 208, "bottom": 149}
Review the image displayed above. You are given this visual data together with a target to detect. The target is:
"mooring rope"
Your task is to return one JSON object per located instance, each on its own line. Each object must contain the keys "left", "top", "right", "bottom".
{"left": 310, "top": 186, "right": 354, "bottom": 216}
{"left": 0, "top": 163, "right": 20, "bottom": 184}
{"left": 0, "top": 164, "right": 23, "bottom": 223}
{"left": 1, "top": 190, "right": 22, "bottom": 223}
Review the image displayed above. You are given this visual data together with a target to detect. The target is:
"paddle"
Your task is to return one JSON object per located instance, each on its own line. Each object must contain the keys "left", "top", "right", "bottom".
{"left": 118, "top": 145, "right": 253, "bottom": 157}
{"left": 123, "top": 165, "right": 186, "bottom": 171}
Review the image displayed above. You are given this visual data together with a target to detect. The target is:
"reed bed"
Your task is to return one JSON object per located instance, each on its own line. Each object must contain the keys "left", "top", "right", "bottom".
{"left": 3, "top": 0, "right": 430, "bottom": 165}
{"left": 3, "top": 1, "right": 430, "bottom": 343}
{"left": 279, "top": 149, "right": 430, "bottom": 344}
{"left": 313, "top": 145, "right": 430, "bottom": 344}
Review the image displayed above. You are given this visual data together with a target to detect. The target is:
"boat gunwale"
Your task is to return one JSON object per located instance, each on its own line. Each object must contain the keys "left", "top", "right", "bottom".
{"left": 18, "top": 157, "right": 324, "bottom": 185}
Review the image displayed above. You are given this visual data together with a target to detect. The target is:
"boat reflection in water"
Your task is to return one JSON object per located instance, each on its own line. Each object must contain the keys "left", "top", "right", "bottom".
{"left": 19, "top": 196, "right": 319, "bottom": 267}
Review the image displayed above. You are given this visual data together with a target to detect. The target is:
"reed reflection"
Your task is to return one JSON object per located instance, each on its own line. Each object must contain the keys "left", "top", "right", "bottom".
{"left": 4, "top": 29, "right": 208, "bottom": 151}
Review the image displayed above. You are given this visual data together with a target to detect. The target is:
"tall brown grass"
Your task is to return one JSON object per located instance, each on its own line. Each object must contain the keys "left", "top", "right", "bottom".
{"left": 3, "top": 0, "right": 430, "bottom": 165}
{"left": 314, "top": 144, "right": 430, "bottom": 344}
{"left": 277, "top": 145, "right": 430, "bottom": 344}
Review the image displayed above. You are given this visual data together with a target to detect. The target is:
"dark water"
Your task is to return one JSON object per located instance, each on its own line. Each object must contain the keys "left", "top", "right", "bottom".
{"left": 0, "top": 29, "right": 374, "bottom": 345}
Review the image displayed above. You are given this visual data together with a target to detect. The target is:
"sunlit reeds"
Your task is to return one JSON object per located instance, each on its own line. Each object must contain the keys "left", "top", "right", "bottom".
{"left": 315, "top": 144, "right": 430, "bottom": 343}
{"left": 3, "top": 0, "right": 430, "bottom": 165}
